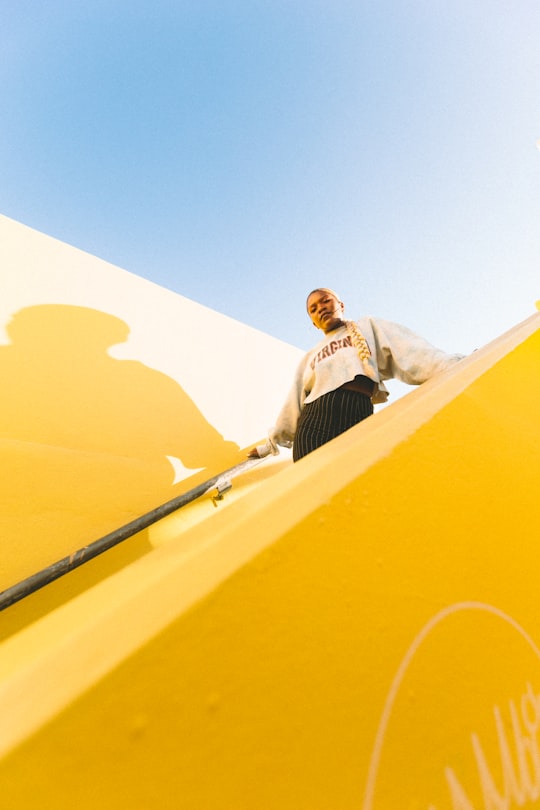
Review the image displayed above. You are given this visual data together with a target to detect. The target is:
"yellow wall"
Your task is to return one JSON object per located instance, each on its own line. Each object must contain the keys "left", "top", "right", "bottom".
{"left": 0, "top": 215, "right": 300, "bottom": 592}
{"left": 0, "top": 307, "right": 538, "bottom": 809}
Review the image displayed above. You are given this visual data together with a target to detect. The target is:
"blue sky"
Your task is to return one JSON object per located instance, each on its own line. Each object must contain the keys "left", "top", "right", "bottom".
{"left": 2, "top": 0, "right": 539, "bottom": 357}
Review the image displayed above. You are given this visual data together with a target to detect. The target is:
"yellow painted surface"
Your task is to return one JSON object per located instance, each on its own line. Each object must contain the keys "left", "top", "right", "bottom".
{"left": 0, "top": 455, "right": 291, "bottom": 641}
{"left": 0, "top": 215, "right": 301, "bottom": 592}
{"left": 0, "top": 313, "right": 538, "bottom": 809}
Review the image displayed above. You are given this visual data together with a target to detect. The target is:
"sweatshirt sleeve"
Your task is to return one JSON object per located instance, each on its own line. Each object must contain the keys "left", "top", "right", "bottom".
{"left": 369, "top": 317, "right": 465, "bottom": 385}
{"left": 256, "top": 355, "right": 308, "bottom": 456}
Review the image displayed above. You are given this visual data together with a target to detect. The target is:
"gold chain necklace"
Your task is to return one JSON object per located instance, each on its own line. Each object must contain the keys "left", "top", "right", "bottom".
{"left": 344, "top": 320, "right": 371, "bottom": 371}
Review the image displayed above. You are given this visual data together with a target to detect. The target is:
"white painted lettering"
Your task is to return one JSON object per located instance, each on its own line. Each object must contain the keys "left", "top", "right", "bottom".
{"left": 433, "top": 684, "right": 540, "bottom": 810}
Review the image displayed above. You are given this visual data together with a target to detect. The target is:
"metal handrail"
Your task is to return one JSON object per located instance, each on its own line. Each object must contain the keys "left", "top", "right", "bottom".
{"left": 0, "top": 456, "right": 267, "bottom": 612}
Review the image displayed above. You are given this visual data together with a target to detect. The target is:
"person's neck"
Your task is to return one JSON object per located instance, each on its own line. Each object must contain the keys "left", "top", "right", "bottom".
{"left": 323, "top": 319, "right": 345, "bottom": 334}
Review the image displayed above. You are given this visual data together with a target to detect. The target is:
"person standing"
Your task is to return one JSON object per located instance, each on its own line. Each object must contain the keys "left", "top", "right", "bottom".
{"left": 249, "top": 288, "right": 464, "bottom": 462}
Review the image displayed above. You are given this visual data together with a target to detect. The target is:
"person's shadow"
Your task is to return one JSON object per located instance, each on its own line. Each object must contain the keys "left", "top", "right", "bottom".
{"left": 0, "top": 304, "right": 242, "bottom": 573}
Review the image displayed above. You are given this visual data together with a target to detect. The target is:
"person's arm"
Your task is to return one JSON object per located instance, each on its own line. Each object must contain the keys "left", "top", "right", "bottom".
{"left": 247, "top": 356, "right": 308, "bottom": 457}
{"left": 370, "top": 317, "right": 465, "bottom": 385}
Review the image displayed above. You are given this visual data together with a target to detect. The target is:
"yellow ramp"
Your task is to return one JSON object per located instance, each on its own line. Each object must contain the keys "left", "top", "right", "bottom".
{"left": 0, "top": 312, "right": 539, "bottom": 809}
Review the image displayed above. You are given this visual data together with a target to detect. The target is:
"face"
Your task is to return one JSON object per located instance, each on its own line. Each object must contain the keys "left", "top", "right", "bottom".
{"left": 306, "top": 290, "right": 345, "bottom": 333}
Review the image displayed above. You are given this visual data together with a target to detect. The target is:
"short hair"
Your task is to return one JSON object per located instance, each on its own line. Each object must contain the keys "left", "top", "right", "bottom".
{"left": 306, "top": 288, "right": 342, "bottom": 307}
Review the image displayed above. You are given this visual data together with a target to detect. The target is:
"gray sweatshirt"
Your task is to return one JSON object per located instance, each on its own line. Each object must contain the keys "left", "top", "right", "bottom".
{"left": 257, "top": 317, "right": 464, "bottom": 456}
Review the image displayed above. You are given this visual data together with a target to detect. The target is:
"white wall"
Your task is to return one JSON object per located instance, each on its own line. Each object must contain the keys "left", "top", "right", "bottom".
{"left": 1, "top": 214, "right": 301, "bottom": 462}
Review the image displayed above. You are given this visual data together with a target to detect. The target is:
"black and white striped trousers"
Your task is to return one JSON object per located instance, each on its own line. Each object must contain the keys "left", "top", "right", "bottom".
{"left": 293, "top": 388, "right": 374, "bottom": 462}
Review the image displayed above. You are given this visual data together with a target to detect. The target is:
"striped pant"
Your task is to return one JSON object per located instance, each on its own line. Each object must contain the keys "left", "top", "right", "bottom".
{"left": 293, "top": 388, "right": 374, "bottom": 462}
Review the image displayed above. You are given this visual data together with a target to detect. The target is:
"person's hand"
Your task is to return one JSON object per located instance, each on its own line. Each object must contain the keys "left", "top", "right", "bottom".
{"left": 247, "top": 447, "right": 260, "bottom": 459}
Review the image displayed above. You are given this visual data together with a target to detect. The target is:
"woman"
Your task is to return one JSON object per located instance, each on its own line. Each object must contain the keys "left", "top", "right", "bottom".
{"left": 249, "top": 288, "right": 464, "bottom": 462}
